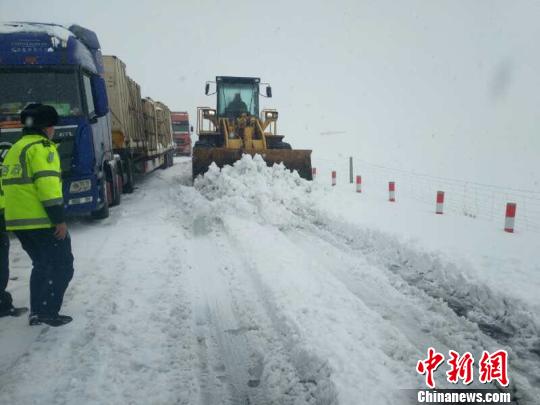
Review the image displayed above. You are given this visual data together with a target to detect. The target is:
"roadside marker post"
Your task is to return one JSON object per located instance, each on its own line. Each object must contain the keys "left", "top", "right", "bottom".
{"left": 504, "top": 203, "right": 517, "bottom": 233}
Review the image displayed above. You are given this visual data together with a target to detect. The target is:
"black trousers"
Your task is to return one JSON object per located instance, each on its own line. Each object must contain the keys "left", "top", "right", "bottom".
{"left": 14, "top": 228, "right": 74, "bottom": 316}
{"left": 0, "top": 231, "right": 13, "bottom": 311}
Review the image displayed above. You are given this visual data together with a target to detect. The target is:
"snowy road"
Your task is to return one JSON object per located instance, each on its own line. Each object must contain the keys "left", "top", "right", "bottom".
{"left": 1, "top": 157, "right": 539, "bottom": 404}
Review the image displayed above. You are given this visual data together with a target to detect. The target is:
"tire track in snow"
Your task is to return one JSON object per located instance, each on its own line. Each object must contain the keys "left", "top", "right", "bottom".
{"left": 187, "top": 154, "right": 539, "bottom": 403}
{"left": 187, "top": 232, "right": 259, "bottom": 405}
{"left": 0, "top": 167, "right": 200, "bottom": 405}
{"left": 174, "top": 186, "right": 339, "bottom": 405}
{"left": 286, "top": 217, "right": 538, "bottom": 403}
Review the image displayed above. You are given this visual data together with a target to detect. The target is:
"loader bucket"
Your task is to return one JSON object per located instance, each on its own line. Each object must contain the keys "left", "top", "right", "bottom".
{"left": 192, "top": 148, "right": 313, "bottom": 180}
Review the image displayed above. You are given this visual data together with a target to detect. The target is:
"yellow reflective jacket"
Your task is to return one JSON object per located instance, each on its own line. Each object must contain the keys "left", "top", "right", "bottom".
{"left": 0, "top": 177, "right": 4, "bottom": 219}
{"left": 0, "top": 178, "right": 4, "bottom": 210}
{"left": 1, "top": 133, "right": 63, "bottom": 231}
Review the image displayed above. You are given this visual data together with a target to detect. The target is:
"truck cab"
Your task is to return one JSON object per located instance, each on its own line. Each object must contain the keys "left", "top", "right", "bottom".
{"left": 170, "top": 111, "right": 191, "bottom": 156}
{"left": 0, "top": 22, "right": 122, "bottom": 218}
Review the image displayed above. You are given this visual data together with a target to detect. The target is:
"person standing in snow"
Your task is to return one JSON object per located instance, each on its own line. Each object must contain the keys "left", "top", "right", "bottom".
{"left": 0, "top": 179, "right": 28, "bottom": 318}
{"left": 2, "top": 104, "right": 74, "bottom": 327}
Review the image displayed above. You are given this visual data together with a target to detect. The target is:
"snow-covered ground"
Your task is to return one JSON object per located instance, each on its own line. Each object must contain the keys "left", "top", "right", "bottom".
{"left": 1, "top": 156, "right": 539, "bottom": 404}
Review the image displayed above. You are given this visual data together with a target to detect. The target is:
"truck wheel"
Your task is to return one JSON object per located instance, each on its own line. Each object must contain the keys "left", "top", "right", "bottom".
{"left": 111, "top": 172, "right": 121, "bottom": 207}
{"left": 161, "top": 154, "right": 168, "bottom": 170}
{"left": 124, "top": 158, "right": 135, "bottom": 194}
{"left": 91, "top": 183, "right": 110, "bottom": 219}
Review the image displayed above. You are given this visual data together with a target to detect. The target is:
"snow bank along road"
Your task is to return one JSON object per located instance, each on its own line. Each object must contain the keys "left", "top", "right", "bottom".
{"left": 0, "top": 156, "right": 538, "bottom": 404}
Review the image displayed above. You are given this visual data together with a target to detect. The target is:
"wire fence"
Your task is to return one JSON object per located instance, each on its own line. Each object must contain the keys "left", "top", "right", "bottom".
{"left": 312, "top": 156, "right": 540, "bottom": 233}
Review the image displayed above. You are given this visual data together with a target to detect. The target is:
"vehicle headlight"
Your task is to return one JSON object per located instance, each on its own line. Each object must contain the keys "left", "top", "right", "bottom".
{"left": 69, "top": 179, "right": 92, "bottom": 193}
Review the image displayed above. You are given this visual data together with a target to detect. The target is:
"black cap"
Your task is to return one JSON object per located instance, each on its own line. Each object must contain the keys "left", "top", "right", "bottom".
{"left": 20, "top": 103, "right": 59, "bottom": 129}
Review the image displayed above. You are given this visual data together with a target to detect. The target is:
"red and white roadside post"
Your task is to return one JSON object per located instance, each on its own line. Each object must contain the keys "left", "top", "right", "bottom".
{"left": 389, "top": 181, "right": 395, "bottom": 202}
{"left": 356, "top": 175, "right": 362, "bottom": 193}
{"left": 312, "top": 167, "right": 317, "bottom": 179}
{"left": 504, "top": 203, "right": 517, "bottom": 233}
{"left": 332, "top": 170, "right": 336, "bottom": 186}
{"left": 436, "top": 191, "right": 445, "bottom": 214}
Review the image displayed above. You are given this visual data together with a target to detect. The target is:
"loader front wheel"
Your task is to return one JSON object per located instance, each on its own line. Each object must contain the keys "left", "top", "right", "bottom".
{"left": 194, "top": 140, "right": 215, "bottom": 148}
{"left": 273, "top": 141, "right": 292, "bottom": 150}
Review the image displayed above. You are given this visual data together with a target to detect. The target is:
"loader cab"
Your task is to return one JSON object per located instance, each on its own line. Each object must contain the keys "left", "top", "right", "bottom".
{"left": 215, "top": 76, "right": 260, "bottom": 119}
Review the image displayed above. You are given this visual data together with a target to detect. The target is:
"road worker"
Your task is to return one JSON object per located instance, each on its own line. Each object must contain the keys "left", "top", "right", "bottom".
{"left": 2, "top": 103, "right": 74, "bottom": 327}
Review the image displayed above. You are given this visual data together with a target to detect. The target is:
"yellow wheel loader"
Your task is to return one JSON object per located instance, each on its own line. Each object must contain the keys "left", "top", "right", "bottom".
{"left": 192, "top": 76, "right": 312, "bottom": 180}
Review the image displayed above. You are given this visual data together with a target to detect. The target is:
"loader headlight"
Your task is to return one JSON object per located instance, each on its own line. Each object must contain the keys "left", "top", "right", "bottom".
{"left": 69, "top": 179, "right": 92, "bottom": 193}
{"left": 203, "top": 109, "right": 216, "bottom": 117}
{"left": 265, "top": 111, "right": 278, "bottom": 119}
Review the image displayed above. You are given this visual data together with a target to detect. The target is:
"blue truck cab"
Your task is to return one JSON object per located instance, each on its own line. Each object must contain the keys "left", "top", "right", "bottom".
{"left": 0, "top": 22, "right": 121, "bottom": 219}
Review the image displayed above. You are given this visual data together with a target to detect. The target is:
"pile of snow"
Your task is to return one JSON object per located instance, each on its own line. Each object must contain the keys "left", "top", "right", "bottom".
{"left": 194, "top": 154, "right": 324, "bottom": 229}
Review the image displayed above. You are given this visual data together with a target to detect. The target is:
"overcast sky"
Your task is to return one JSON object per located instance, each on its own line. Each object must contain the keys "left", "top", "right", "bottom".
{"left": 1, "top": 0, "right": 539, "bottom": 188}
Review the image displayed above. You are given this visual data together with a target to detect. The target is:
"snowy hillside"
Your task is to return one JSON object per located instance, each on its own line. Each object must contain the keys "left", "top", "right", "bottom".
{"left": 1, "top": 157, "right": 538, "bottom": 404}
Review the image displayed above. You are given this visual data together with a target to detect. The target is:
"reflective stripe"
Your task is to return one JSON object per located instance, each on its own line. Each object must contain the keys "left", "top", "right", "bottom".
{"left": 2, "top": 140, "right": 46, "bottom": 186}
{"left": 41, "top": 197, "right": 64, "bottom": 207}
{"left": 5, "top": 218, "right": 51, "bottom": 227}
{"left": 33, "top": 170, "right": 61, "bottom": 180}
{"left": 2, "top": 177, "right": 33, "bottom": 185}
{"left": 19, "top": 140, "right": 44, "bottom": 180}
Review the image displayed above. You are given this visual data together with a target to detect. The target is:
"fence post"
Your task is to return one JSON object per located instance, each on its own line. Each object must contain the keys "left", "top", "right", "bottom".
{"left": 349, "top": 157, "right": 353, "bottom": 184}
{"left": 504, "top": 203, "right": 516, "bottom": 233}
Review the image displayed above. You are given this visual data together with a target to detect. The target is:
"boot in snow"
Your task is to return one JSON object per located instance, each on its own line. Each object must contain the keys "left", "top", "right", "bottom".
{"left": 0, "top": 306, "right": 29, "bottom": 318}
{"left": 29, "top": 314, "right": 72, "bottom": 327}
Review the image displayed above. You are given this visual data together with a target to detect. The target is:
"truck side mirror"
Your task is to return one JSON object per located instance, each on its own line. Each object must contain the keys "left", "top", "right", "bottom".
{"left": 205, "top": 83, "right": 210, "bottom": 95}
{"left": 266, "top": 86, "right": 272, "bottom": 98}
{"left": 91, "top": 76, "right": 109, "bottom": 117}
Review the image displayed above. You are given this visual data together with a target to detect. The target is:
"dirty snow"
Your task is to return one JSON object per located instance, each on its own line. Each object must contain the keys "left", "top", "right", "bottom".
{"left": 1, "top": 156, "right": 539, "bottom": 404}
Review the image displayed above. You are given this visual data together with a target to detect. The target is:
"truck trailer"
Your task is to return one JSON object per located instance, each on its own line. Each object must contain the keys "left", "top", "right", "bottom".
{"left": 0, "top": 22, "right": 122, "bottom": 219}
{"left": 102, "top": 55, "right": 174, "bottom": 192}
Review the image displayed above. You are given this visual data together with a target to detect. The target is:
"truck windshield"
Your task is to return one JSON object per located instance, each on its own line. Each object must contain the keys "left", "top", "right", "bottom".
{"left": 172, "top": 122, "right": 189, "bottom": 132}
{"left": 0, "top": 70, "right": 83, "bottom": 121}
{"left": 217, "top": 82, "right": 259, "bottom": 117}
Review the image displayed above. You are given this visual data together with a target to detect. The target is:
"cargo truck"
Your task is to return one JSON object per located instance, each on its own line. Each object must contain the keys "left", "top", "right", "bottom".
{"left": 0, "top": 22, "right": 175, "bottom": 218}
{"left": 102, "top": 55, "right": 175, "bottom": 192}
{"left": 171, "top": 111, "right": 192, "bottom": 156}
{"left": 0, "top": 22, "right": 122, "bottom": 219}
